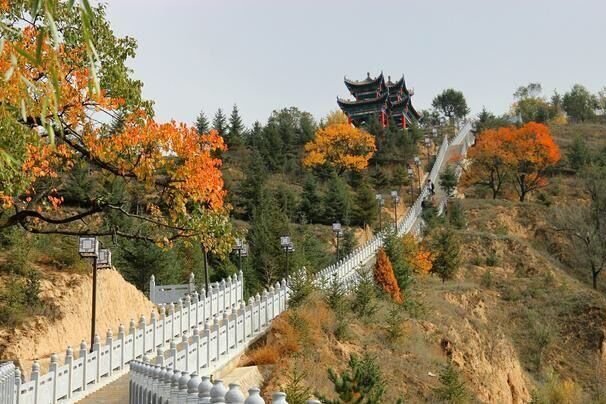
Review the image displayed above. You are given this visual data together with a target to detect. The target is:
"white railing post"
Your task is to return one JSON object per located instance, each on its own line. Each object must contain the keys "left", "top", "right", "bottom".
{"left": 106, "top": 329, "right": 113, "bottom": 377}
{"left": 150, "top": 310, "right": 158, "bottom": 350}
{"left": 118, "top": 324, "right": 126, "bottom": 371}
{"left": 49, "top": 353, "right": 58, "bottom": 403}
{"left": 149, "top": 275, "right": 156, "bottom": 304}
{"left": 65, "top": 346, "right": 73, "bottom": 399}
{"left": 129, "top": 318, "right": 137, "bottom": 361}
{"left": 30, "top": 361, "right": 40, "bottom": 403}
{"left": 93, "top": 334, "right": 101, "bottom": 382}
{"left": 79, "top": 340, "right": 87, "bottom": 392}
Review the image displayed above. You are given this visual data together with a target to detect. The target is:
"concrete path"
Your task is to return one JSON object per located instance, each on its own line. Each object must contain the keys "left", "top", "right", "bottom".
{"left": 78, "top": 374, "right": 129, "bottom": 403}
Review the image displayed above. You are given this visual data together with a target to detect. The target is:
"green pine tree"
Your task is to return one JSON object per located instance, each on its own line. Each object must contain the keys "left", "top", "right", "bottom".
{"left": 212, "top": 108, "right": 228, "bottom": 137}
{"left": 248, "top": 190, "right": 289, "bottom": 287}
{"left": 195, "top": 110, "right": 210, "bottom": 134}
{"left": 352, "top": 264, "right": 377, "bottom": 318}
{"left": 430, "top": 225, "right": 461, "bottom": 283}
{"left": 353, "top": 179, "right": 377, "bottom": 227}
{"left": 318, "top": 353, "right": 386, "bottom": 404}
{"left": 299, "top": 175, "right": 323, "bottom": 223}
{"left": 439, "top": 164, "right": 458, "bottom": 196}
{"left": 433, "top": 362, "right": 469, "bottom": 403}
{"left": 241, "top": 150, "right": 267, "bottom": 218}
{"left": 383, "top": 230, "right": 413, "bottom": 292}
{"left": 323, "top": 175, "right": 352, "bottom": 224}
{"left": 226, "top": 104, "right": 244, "bottom": 147}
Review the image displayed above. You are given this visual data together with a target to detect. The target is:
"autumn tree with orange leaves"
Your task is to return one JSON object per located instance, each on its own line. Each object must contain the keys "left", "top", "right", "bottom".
{"left": 374, "top": 248, "right": 403, "bottom": 303}
{"left": 465, "top": 122, "right": 560, "bottom": 202}
{"left": 464, "top": 127, "right": 511, "bottom": 199}
{"left": 303, "top": 123, "right": 376, "bottom": 175}
{"left": 505, "top": 122, "right": 561, "bottom": 202}
{"left": 0, "top": 2, "right": 233, "bottom": 253}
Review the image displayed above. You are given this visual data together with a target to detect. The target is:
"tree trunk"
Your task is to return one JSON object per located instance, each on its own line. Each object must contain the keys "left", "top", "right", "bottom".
{"left": 592, "top": 270, "right": 598, "bottom": 290}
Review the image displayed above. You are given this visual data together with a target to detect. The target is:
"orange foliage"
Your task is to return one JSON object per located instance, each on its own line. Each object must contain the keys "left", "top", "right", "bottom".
{"left": 402, "top": 235, "right": 433, "bottom": 274}
{"left": 0, "top": 23, "right": 229, "bottom": 243}
{"left": 303, "top": 123, "right": 376, "bottom": 174}
{"left": 374, "top": 249, "right": 403, "bottom": 303}
{"left": 466, "top": 123, "right": 560, "bottom": 201}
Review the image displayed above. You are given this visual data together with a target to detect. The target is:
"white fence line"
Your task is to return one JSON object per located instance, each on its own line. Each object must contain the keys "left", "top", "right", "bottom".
{"left": 128, "top": 360, "right": 320, "bottom": 404}
{"left": 11, "top": 272, "right": 244, "bottom": 403}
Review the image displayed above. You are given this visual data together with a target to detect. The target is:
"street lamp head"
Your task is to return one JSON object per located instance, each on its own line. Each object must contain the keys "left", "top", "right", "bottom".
{"left": 78, "top": 236, "right": 99, "bottom": 258}
{"left": 407, "top": 167, "right": 414, "bottom": 176}
{"left": 97, "top": 248, "right": 112, "bottom": 269}
{"left": 234, "top": 238, "right": 243, "bottom": 248}
{"left": 332, "top": 222, "right": 342, "bottom": 232}
{"left": 287, "top": 242, "right": 295, "bottom": 252}
{"left": 432, "top": 128, "right": 438, "bottom": 137}
{"left": 375, "top": 194, "right": 382, "bottom": 201}
{"left": 391, "top": 190, "right": 398, "bottom": 199}
{"left": 280, "top": 236, "right": 291, "bottom": 247}
{"left": 240, "top": 244, "right": 249, "bottom": 257}
{"left": 414, "top": 156, "right": 421, "bottom": 165}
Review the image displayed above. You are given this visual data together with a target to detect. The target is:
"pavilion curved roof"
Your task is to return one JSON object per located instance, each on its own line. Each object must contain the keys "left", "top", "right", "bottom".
{"left": 344, "top": 72, "right": 385, "bottom": 92}
{"left": 337, "top": 92, "right": 388, "bottom": 107}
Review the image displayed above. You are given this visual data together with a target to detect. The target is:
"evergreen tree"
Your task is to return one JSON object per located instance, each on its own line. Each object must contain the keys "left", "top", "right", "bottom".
{"left": 246, "top": 120, "right": 263, "bottom": 148}
{"left": 430, "top": 225, "right": 461, "bottom": 283}
{"left": 439, "top": 164, "right": 458, "bottom": 196}
{"left": 248, "top": 190, "right": 289, "bottom": 287}
{"left": 323, "top": 175, "right": 352, "bottom": 224}
{"left": 212, "top": 108, "right": 228, "bottom": 137}
{"left": 567, "top": 136, "right": 590, "bottom": 170}
{"left": 299, "top": 175, "right": 323, "bottom": 223}
{"left": 241, "top": 150, "right": 267, "bottom": 218}
{"left": 318, "top": 353, "right": 386, "bottom": 404}
{"left": 433, "top": 362, "right": 469, "bottom": 403}
{"left": 352, "top": 264, "right": 377, "bottom": 318}
{"left": 384, "top": 230, "right": 413, "bottom": 292}
{"left": 226, "top": 104, "right": 245, "bottom": 147}
{"left": 195, "top": 110, "right": 210, "bottom": 134}
{"left": 353, "top": 179, "right": 377, "bottom": 227}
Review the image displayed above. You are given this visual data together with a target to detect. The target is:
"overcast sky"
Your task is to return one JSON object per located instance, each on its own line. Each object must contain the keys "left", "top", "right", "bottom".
{"left": 105, "top": 0, "right": 605, "bottom": 127}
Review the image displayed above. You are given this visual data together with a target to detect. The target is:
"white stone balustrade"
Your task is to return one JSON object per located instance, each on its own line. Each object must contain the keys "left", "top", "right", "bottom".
{"left": 129, "top": 359, "right": 322, "bottom": 404}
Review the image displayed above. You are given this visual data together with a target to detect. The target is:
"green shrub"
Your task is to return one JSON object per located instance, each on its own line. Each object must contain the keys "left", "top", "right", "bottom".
{"left": 433, "top": 362, "right": 469, "bottom": 403}
{"left": 385, "top": 305, "right": 404, "bottom": 343}
{"left": 485, "top": 252, "right": 499, "bottom": 267}
{"left": 351, "top": 265, "right": 377, "bottom": 318}
{"left": 281, "top": 369, "right": 312, "bottom": 404}
{"left": 480, "top": 270, "right": 494, "bottom": 288}
{"left": 318, "top": 353, "right": 386, "bottom": 404}
{"left": 288, "top": 267, "right": 315, "bottom": 308}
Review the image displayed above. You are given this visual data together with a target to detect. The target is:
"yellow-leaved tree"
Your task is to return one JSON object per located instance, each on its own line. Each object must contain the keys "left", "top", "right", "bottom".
{"left": 303, "top": 123, "right": 376, "bottom": 175}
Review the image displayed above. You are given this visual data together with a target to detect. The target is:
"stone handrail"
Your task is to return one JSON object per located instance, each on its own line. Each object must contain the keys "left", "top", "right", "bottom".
{"left": 12, "top": 272, "right": 244, "bottom": 403}
{"left": 0, "top": 362, "right": 16, "bottom": 404}
{"left": 128, "top": 360, "right": 321, "bottom": 403}
{"left": 125, "top": 281, "right": 289, "bottom": 403}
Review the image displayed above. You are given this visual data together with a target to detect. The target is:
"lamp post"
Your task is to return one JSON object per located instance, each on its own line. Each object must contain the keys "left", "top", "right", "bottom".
{"left": 414, "top": 155, "right": 422, "bottom": 190}
{"left": 280, "top": 236, "right": 294, "bottom": 280}
{"left": 407, "top": 165, "right": 415, "bottom": 205}
{"left": 375, "top": 194, "right": 384, "bottom": 232}
{"left": 332, "top": 222, "right": 343, "bottom": 261}
{"left": 232, "top": 238, "right": 248, "bottom": 273}
{"left": 79, "top": 236, "right": 101, "bottom": 351}
{"left": 390, "top": 190, "right": 400, "bottom": 226}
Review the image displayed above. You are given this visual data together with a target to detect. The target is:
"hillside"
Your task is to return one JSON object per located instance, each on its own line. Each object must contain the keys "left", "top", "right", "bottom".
{"left": 0, "top": 264, "right": 154, "bottom": 374}
{"left": 241, "top": 122, "right": 606, "bottom": 403}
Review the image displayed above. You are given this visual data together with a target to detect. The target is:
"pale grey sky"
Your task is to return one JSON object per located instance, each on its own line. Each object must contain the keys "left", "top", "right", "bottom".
{"left": 105, "top": 0, "right": 605, "bottom": 126}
